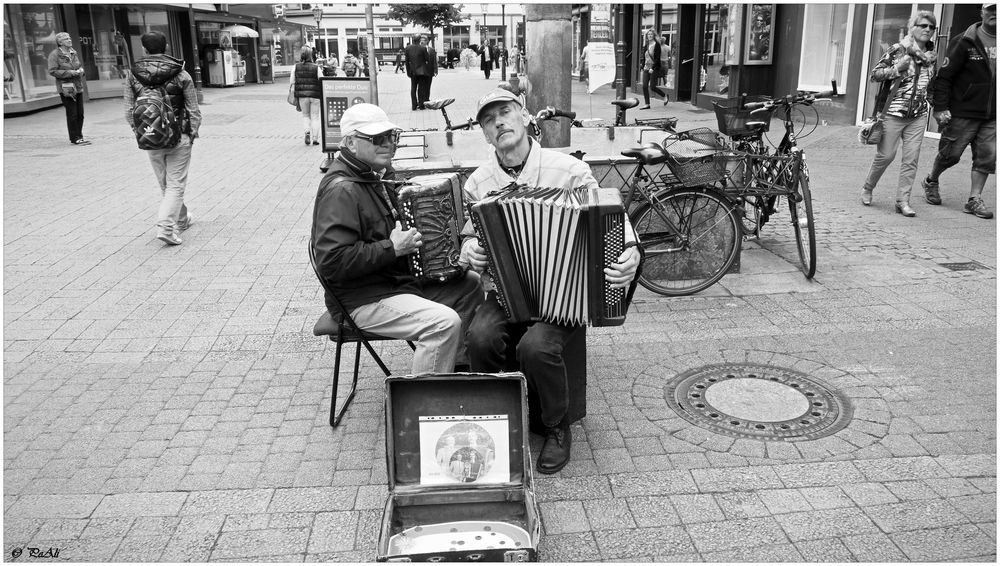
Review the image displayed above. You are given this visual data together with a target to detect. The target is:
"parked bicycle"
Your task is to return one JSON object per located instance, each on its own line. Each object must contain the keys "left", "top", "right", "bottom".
{"left": 424, "top": 98, "right": 479, "bottom": 131}
{"left": 713, "top": 83, "right": 838, "bottom": 279}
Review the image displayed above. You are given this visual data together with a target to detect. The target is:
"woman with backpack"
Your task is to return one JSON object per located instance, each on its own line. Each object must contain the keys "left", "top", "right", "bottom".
{"left": 639, "top": 29, "right": 667, "bottom": 110}
{"left": 290, "top": 46, "right": 322, "bottom": 145}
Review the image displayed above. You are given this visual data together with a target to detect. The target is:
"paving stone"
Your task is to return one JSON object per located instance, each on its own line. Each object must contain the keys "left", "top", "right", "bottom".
{"left": 772, "top": 461, "right": 865, "bottom": 487}
{"left": 925, "top": 477, "right": 983, "bottom": 498}
{"left": 268, "top": 487, "right": 357, "bottom": 513}
{"left": 211, "top": 527, "right": 311, "bottom": 560}
{"left": 625, "top": 496, "right": 682, "bottom": 527}
{"left": 538, "top": 532, "right": 599, "bottom": 562}
{"left": 841, "top": 532, "right": 908, "bottom": 561}
{"left": 607, "top": 471, "right": 697, "bottom": 497}
{"left": 854, "top": 456, "right": 949, "bottom": 481}
{"left": 714, "top": 491, "right": 770, "bottom": 519}
{"left": 112, "top": 534, "right": 171, "bottom": 562}
{"left": 794, "top": 537, "right": 855, "bottom": 562}
{"left": 307, "top": 511, "right": 358, "bottom": 554}
{"left": 890, "top": 524, "right": 995, "bottom": 561}
{"left": 699, "top": 542, "right": 803, "bottom": 562}
{"left": 540, "top": 501, "right": 590, "bottom": 534}
{"left": 949, "top": 493, "right": 997, "bottom": 523}
{"left": 669, "top": 494, "right": 725, "bottom": 524}
{"left": 686, "top": 517, "right": 788, "bottom": 553}
{"left": 690, "top": 466, "right": 784, "bottom": 492}
{"left": 775, "top": 507, "right": 880, "bottom": 541}
{"left": 6, "top": 494, "right": 103, "bottom": 519}
{"left": 840, "top": 482, "right": 899, "bottom": 506}
{"left": 865, "top": 498, "right": 969, "bottom": 533}
{"left": 756, "top": 488, "right": 812, "bottom": 514}
{"left": 593, "top": 526, "right": 694, "bottom": 559}
{"left": 583, "top": 498, "right": 636, "bottom": 531}
{"left": 92, "top": 492, "right": 188, "bottom": 517}
{"left": 181, "top": 489, "right": 273, "bottom": 515}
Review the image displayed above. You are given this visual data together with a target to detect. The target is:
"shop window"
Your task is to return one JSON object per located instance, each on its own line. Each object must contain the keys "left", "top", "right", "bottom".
{"left": 4, "top": 4, "right": 62, "bottom": 103}
{"left": 798, "top": 4, "right": 854, "bottom": 92}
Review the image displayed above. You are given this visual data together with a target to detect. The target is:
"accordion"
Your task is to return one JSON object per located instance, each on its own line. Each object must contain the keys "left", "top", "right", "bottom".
{"left": 398, "top": 172, "right": 465, "bottom": 283}
{"left": 469, "top": 185, "right": 628, "bottom": 327}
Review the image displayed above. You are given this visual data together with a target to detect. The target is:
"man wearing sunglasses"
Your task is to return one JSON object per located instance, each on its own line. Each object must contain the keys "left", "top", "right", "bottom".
{"left": 922, "top": 2, "right": 996, "bottom": 219}
{"left": 459, "top": 89, "right": 642, "bottom": 474}
{"left": 311, "top": 104, "right": 483, "bottom": 375}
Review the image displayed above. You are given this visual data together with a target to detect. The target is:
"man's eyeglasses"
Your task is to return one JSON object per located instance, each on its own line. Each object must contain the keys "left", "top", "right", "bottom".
{"left": 914, "top": 23, "right": 936, "bottom": 30}
{"left": 355, "top": 130, "right": 401, "bottom": 146}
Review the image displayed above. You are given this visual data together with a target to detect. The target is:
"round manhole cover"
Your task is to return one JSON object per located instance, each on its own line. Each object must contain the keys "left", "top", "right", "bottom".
{"left": 665, "top": 363, "right": 853, "bottom": 441}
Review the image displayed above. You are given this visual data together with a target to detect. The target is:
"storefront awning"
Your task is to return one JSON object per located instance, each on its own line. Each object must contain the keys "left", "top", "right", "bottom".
{"left": 221, "top": 24, "right": 259, "bottom": 38}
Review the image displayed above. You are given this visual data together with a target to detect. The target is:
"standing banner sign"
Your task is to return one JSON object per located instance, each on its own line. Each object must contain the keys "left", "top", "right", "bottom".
{"left": 587, "top": 42, "right": 616, "bottom": 94}
{"left": 320, "top": 76, "right": 375, "bottom": 152}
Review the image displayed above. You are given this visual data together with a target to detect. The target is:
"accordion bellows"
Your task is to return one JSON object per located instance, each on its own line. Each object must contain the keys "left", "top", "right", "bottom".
{"left": 470, "top": 186, "right": 628, "bottom": 327}
{"left": 398, "top": 173, "right": 466, "bottom": 283}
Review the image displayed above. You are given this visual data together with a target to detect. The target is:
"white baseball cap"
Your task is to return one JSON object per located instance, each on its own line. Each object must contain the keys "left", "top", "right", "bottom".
{"left": 339, "top": 103, "right": 400, "bottom": 136}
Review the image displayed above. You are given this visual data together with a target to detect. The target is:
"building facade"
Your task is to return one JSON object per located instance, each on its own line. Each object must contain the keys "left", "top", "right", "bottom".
{"left": 573, "top": 3, "right": 986, "bottom": 129}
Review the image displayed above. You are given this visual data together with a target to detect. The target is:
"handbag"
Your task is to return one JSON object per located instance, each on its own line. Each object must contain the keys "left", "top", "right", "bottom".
{"left": 60, "top": 82, "right": 78, "bottom": 99}
{"left": 859, "top": 73, "right": 903, "bottom": 146}
{"left": 287, "top": 82, "right": 297, "bottom": 107}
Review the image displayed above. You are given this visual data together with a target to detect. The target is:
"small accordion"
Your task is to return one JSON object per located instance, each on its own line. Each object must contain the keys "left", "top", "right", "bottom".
{"left": 398, "top": 172, "right": 466, "bottom": 283}
{"left": 469, "top": 185, "right": 628, "bottom": 327}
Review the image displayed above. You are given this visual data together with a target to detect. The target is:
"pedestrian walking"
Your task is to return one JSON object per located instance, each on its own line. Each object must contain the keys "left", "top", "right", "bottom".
{"left": 341, "top": 52, "right": 360, "bottom": 77}
{"left": 124, "top": 30, "right": 201, "bottom": 246}
{"left": 425, "top": 41, "right": 438, "bottom": 101}
{"left": 922, "top": 2, "right": 996, "bottom": 219}
{"left": 290, "top": 46, "right": 322, "bottom": 146}
{"left": 404, "top": 35, "right": 433, "bottom": 110}
{"left": 479, "top": 40, "right": 496, "bottom": 80}
{"left": 860, "top": 11, "right": 938, "bottom": 217}
{"left": 47, "top": 31, "right": 90, "bottom": 145}
{"left": 311, "top": 103, "right": 483, "bottom": 375}
{"left": 578, "top": 42, "right": 589, "bottom": 82}
{"left": 639, "top": 29, "right": 667, "bottom": 109}
{"left": 394, "top": 49, "right": 403, "bottom": 73}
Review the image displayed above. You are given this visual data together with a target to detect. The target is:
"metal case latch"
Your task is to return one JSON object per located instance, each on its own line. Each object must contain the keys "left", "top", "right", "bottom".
{"left": 504, "top": 550, "right": 529, "bottom": 562}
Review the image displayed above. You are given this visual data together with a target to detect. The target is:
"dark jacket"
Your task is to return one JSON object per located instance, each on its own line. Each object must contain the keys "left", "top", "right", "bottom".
{"left": 293, "top": 62, "right": 322, "bottom": 99}
{"left": 47, "top": 46, "right": 84, "bottom": 94}
{"left": 405, "top": 42, "right": 432, "bottom": 77}
{"left": 311, "top": 150, "right": 420, "bottom": 316}
{"left": 128, "top": 54, "right": 199, "bottom": 135}
{"left": 932, "top": 22, "right": 995, "bottom": 121}
{"left": 479, "top": 44, "right": 496, "bottom": 71}
{"left": 644, "top": 42, "right": 662, "bottom": 73}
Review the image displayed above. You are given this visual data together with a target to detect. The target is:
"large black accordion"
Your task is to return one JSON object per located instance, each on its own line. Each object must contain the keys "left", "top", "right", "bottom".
{"left": 397, "top": 172, "right": 465, "bottom": 283}
{"left": 469, "top": 185, "right": 628, "bottom": 327}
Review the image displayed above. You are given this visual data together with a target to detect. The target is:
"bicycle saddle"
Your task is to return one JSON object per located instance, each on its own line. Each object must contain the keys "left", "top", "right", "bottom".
{"left": 423, "top": 98, "right": 454, "bottom": 110}
{"left": 610, "top": 97, "right": 640, "bottom": 110}
{"left": 621, "top": 143, "right": 668, "bottom": 165}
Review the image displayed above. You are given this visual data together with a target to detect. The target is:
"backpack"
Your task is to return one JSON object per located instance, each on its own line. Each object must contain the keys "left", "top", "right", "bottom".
{"left": 131, "top": 82, "right": 181, "bottom": 150}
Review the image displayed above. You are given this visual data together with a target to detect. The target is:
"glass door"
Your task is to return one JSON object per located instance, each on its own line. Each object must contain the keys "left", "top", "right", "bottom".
{"left": 859, "top": 4, "right": 941, "bottom": 124}
{"left": 798, "top": 4, "right": 854, "bottom": 93}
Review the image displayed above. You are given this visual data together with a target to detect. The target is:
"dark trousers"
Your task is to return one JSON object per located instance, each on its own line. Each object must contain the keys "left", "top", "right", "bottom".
{"left": 409, "top": 76, "right": 420, "bottom": 109}
{"left": 467, "top": 291, "right": 583, "bottom": 428}
{"left": 483, "top": 67, "right": 492, "bottom": 80}
{"left": 641, "top": 69, "right": 665, "bottom": 105}
{"left": 929, "top": 117, "right": 997, "bottom": 178}
{"left": 417, "top": 76, "right": 432, "bottom": 107}
{"left": 59, "top": 93, "right": 85, "bottom": 142}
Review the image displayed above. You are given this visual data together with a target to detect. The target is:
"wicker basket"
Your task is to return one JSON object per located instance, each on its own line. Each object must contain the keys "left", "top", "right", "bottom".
{"left": 662, "top": 128, "right": 727, "bottom": 187}
{"left": 713, "top": 96, "right": 774, "bottom": 138}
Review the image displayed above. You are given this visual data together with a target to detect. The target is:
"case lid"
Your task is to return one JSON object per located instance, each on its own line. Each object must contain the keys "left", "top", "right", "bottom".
{"left": 385, "top": 373, "right": 530, "bottom": 492}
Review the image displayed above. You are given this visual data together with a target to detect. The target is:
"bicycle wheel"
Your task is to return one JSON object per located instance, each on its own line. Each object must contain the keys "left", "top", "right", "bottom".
{"left": 788, "top": 173, "right": 816, "bottom": 278}
{"left": 630, "top": 187, "right": 741, "bottom": 296}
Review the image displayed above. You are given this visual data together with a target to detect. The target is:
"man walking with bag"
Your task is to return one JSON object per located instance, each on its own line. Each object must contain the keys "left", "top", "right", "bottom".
{"left": 124, "top": 30, "right": 201, "bottom": 246}
{"left": 922, "top": 2, "right": 996, "bottom": 219}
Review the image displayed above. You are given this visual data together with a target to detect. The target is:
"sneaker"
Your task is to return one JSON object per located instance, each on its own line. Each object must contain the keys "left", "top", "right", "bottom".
{"left": 72, "top": 139, "right": 91, "bottom": 145}
{"left": 177, "top": 214, "right": 193, "bottom": 232}
{"left": 964, "top": 197, "right": 994, "bottom": 219}
{"left": 156, "top": 231, "right": 182, "bottom": 245}
{"left": 861, "top": 189, "right": 873, "bottom": 206}
{"left": 922, "top": 177, "right": 941, "bottom": 205}
{"left": 304, "top": 133, "right": 311, "bottom": 145}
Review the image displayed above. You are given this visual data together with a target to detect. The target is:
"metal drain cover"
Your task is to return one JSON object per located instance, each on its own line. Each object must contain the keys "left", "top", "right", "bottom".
{"left": 665, "top": 363, "right": 853, "bottom": 441}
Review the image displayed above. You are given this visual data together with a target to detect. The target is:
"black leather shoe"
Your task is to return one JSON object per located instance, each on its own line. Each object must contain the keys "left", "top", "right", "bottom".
{"left": 537, "top": 424, "right": 571, "bottom": 474}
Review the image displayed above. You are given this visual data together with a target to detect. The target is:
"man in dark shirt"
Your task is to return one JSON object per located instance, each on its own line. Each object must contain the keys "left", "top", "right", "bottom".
{"left": 311, "top": 104, "right": 482, "bottom": 374}
{"left": 404, "top": 34, "right": 433, "bottom": 110}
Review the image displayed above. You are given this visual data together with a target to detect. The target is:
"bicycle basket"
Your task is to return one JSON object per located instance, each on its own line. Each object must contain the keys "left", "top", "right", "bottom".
{"left": 713, "top": 96, "right": 773, "bottom": 138}
{"left": 661, "top": 128, "right": 727, "bottom": 187}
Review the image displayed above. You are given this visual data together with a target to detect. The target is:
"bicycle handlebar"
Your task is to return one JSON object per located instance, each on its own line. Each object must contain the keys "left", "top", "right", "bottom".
{"left": 535, "top": 106, "right": 578, "bottom": 122}
{"left": 745, "top": 81, "right": 839, "bottom": 113}
{"left": 447, "top": 119, "right": 479, "bottom": 131}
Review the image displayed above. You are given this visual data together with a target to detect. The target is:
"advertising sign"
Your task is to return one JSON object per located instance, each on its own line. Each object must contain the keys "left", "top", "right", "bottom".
{"left": 587, "top": 42, "right": 616, "bottom": 94}
{"left": 590, "top": 4, "right": 612, "bottom": 41}
{"left": 320, "top": 76, "right": 374, "bottom": 152}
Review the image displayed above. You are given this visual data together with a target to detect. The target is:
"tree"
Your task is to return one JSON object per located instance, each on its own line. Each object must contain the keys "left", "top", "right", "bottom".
{"left": 386, "top": 4, "right": 464, "bottom": 43}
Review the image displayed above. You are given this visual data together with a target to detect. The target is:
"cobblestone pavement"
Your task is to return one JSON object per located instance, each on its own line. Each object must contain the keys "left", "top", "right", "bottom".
{"left": 4, "top": 68, "right": 996, "bottom": 562}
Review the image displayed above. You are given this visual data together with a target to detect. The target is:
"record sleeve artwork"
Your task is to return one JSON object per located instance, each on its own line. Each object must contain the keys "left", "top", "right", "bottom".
{"left": 418, "top": 415, "right": 510, "bottom": 485}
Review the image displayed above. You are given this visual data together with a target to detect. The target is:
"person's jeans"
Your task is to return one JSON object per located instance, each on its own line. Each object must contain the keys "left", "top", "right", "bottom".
{"left": 467, "top": 292, "right": 582, "bottom": 428}
{"left": 147, "top": 136, "right": 193, "bottom": 234}
{"left": 641, "top": 69, "right": 665, "bottom": 105}
{"left": 350, "top": 271, "right": 483, "bottom": 375}
{"left": 300, "top": 97, "right": 320, "bottom": 140}
{"left": 863, "top": 114, "right": 927, "bottom": 203}
{"left": 930, "top": 117, "right": 997, "bottom": 178}
{"left": 59, "top": 93, "right": 85, "bottom": 142}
